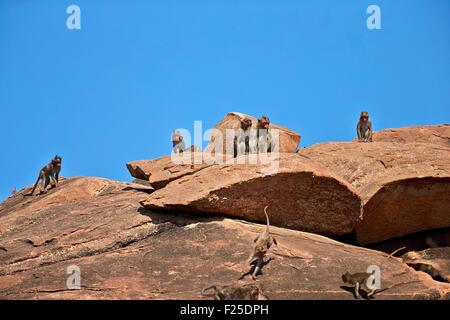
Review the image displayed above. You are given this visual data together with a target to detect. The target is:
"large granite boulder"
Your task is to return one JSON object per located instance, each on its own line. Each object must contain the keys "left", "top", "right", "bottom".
{"left": 0, "top": 177, "right": 447, "bottom": 299}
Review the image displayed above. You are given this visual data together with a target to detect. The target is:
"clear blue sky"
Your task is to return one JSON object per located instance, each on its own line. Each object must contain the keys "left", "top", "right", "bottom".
{"left": 1, "top": 0, "right": 449, "bottom": 201}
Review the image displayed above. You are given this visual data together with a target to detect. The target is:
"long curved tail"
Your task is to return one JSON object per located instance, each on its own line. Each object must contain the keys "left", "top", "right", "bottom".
{"left": 263, "top": 206, "right": 270, "bottom": 232}
{"left": 388, "top": 246, "right": 407, "bottom": 258}
{"left": 201, "top": 285, "right": 217, "bottom": 296}
{"left": 25, "top": 176, "right": 40, "bottom": 196}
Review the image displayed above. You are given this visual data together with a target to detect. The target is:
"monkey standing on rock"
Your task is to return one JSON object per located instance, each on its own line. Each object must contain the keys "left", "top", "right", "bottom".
{"left": 26, "top": 155, "right": 62, "bottom": 196}
{"left": 342, "top": 270, "right": 377, "bottom": 299}
{"left": 341, "top": 247, "right": 408, "bottom": 299}
{"left": 356, "top": 111, "right": 373, "bottom": 142}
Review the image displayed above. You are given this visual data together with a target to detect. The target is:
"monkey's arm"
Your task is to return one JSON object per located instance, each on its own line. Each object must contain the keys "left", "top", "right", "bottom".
{"left": 272, "top": 237, "right": 278, "bottom": 246}
{"left": 368, "top": 121, "right": 373, "bottom": 141}
{"left": 356, "top": 123, "right": 362, "bottom": 140}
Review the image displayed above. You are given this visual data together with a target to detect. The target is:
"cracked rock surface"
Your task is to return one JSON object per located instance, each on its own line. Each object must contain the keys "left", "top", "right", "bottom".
{"left": 0, "top": 177, "right": 448, "bottom": 299}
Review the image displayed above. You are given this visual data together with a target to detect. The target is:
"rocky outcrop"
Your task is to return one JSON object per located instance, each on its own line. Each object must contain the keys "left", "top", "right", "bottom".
{"left": 132, "top": 127, "right": 450, "bottom": 245}
{"left": 205, "top": 112, "right": 301, "bottom": 154}
{"left": 402, "top": 248, "right": 450, "bottom": 283}
{"left": 0, "top": 177, "right": 447, "bottom": 299}
{"left": 373, "top": 124, "right": 450, "bottom": 146}
{"left": 303, "top": 141, "right": 450, "bottom": 245}
{"left": 140, "top": 153, "right": 362, "bottom": 237}
{"left": 127, "top": 153, "right": 208, "bottom": 189}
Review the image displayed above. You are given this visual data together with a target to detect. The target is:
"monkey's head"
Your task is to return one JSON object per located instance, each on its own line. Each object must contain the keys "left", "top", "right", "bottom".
{"left": 360, "top": 111, "right": 370, "bottom": 122}
{"left": 342, "top": 272, "right": 350, "bottom": 283}
{"left": 52, "top": 155, "right": 62, "bottom": 166}
{"left": 240, "top": 117, "right": 252, "bottom": 131}
{"left": 258, "top": 116, "right": 270, "bottom": 130}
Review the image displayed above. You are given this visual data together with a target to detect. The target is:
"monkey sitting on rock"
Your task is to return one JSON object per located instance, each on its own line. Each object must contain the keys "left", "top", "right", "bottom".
{"left": 233, "top": 117, "right": 253, "bottom": 158}
{"left": 172, "top": 130, "right": 186, "bottom": 153}
{"left": 26, "top": 155, "right": 62, "bottom": 196}
{"left": 356, "top": 111, "right": 373, "bottom": 142}
{"left": 256, "top": 116, "right": 273, "bottom": 153}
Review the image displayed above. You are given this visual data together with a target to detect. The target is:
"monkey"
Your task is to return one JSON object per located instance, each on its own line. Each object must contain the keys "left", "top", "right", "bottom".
{"left": 201, "top": 283, "right": 268, "bottom": 300}
{"left": 11, "top": 188, "right": 17, "bottom": 195}
{"left": 356, "top": 111, "right": 373, "bottom": 142}
{"left": 341, "top": 247, "right": 408, "bottom": 299}
{"left": 172, "top": 130, "right": 186, "bottom": 153}
{"left": 256, "top": 116, "right": 273, "bottom": 153}
{"left": 342, "top": 270, "right": 377, "bottom": 299}
{"left": 26, "top": 155, "right": 62, "bottom": 196}
{"left": 233, "top": 117, "right": 253, "bottom": 158}
{"left": 342, "top": 270, "right": 415, "bottom": 299}
{"left": 242, "top": 206, "right": 277, "bottom": 280}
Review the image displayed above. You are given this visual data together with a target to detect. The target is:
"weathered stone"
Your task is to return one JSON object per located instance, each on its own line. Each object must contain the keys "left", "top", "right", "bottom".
{"left": 373, "top": 124, "right": 450, "bottom": 147}
{"left": 303, "top": 141, "right": 450, "bottom": 245}
{"left": 0, "top": 177, "right": 447, "bottom": 299}
{"left": 141, "top": 153, "right": 362, "bottom": 237}
{"left": 402, "top": 248, "right": 450, "bottom": 283}
{"left": 205, "top": 112, "right": 301, "bottom": 154}
{"left": 127, "top": 152, "right": 208, "bottom": 189}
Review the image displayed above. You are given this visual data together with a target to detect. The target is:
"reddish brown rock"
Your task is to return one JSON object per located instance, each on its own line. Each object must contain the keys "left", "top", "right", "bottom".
{"left": 205, "top": 112, "right": 301, "bottom": 154}
{"left": 141, "top": 153, "right": 362, "bottom": 237}
{"left": 402, "top": 248, "right": 450, "bottom": 283}
{"left": 373, "top": 124, "right": 450, "bottom": 147}
{"left": 0, "top": 177, "right": 447, "bottom": 299}
{"left": 303, "top": 142, "right": 450, "bottom": 245}
{"left": 127, "top": 153, "right": 209, "bottom": 189}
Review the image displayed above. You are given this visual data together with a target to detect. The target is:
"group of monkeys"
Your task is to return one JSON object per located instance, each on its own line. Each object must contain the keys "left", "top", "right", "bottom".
{"left": 172, "top": 111, "right": 374, "bottom": 157}
{"left": 19, "top": 111, "right": 377, "bottom": 299}
{"left": 171, "top": 115, "right": 274, "bottom": 157}
{"left": 202, "top": 205, "right": 405, "bottom": 300}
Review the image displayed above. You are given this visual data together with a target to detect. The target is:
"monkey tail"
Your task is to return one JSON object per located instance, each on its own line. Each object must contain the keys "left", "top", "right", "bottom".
{"left": 201, "top": 285, "right": 217, "bottom": 297}
{"left": 25, "top": 176, "right": 40, "bottom": 196}
{"left": 263, "top": 206, "right": 270, "bottom": 232}
{"left": 388, "top": 246, "right": 407, "bottom": 258}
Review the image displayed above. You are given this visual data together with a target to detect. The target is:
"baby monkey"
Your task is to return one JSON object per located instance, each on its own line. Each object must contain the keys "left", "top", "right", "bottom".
{"left": 201, "top": 283, "right": 268, "bottom": 300}
{"left": 243, "top": 206, "right": 277, "bottom": 280}
{"left": 356, "top": 111, "right": 373, "bottom": 142}
{"left": 26, "top": 155, "right": 62, "bottom": 196}
{"left": 342, "top": 270, "right": 377, "bottom": 299}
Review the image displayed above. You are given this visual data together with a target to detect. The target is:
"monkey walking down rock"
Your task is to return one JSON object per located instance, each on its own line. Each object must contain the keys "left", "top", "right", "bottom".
{"left": 241, "top": 206, "right": 277, "bottom": 280}
{"left": 26, "top": 155, "right": 62, "bottom": 196}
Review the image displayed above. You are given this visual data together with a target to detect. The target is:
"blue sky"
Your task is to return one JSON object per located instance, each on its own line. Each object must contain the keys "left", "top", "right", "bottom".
{"left": 0, "top": 0, "right": 449, "bottom": 201}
